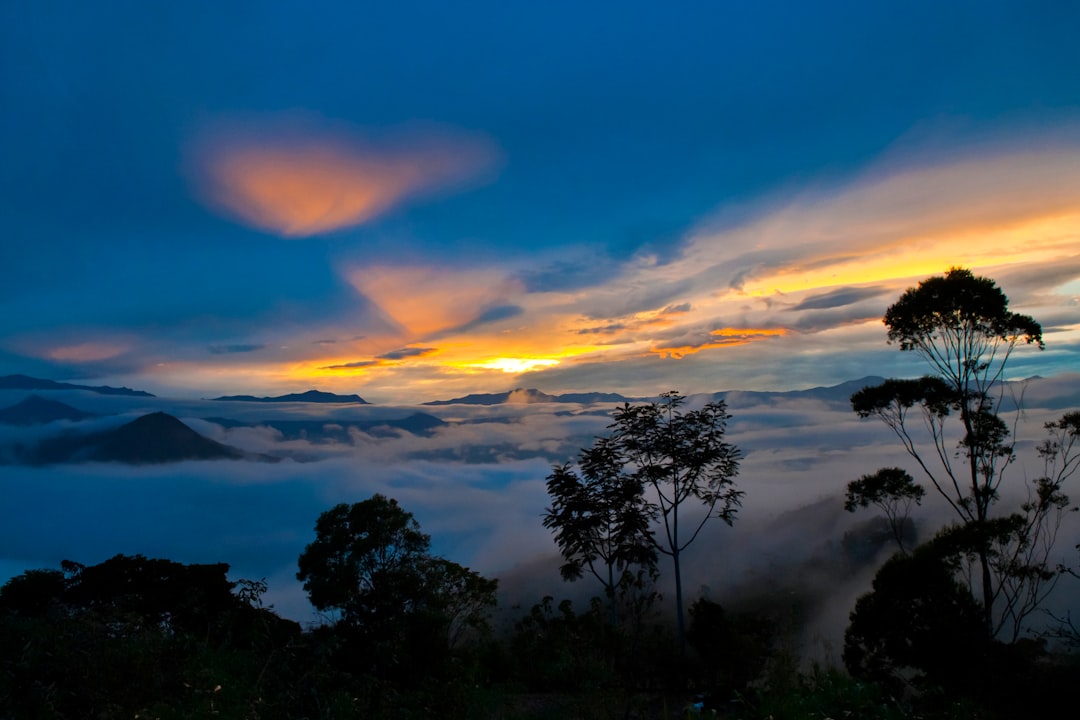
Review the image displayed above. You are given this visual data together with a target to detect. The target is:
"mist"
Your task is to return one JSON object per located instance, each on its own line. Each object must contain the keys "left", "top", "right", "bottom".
{"left": 1, "top": 375, "right": 1078, "bottom": 653}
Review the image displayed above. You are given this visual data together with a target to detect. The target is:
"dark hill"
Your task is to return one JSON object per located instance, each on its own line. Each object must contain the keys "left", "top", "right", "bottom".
{"left": 31, "top": 412, "right": 262, "bottom": 465}
{"left": 212, "top": 389, "right": 369, "bottom": 404}
{"left": 0, "top": 374, "right": 154, "bottom": 397}
{"left": 0, "top": 395, "right": 97, "bottom": 425}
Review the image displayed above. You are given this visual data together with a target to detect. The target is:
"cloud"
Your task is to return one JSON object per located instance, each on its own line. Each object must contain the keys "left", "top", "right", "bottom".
{"left": 321, "top": 346, "right": 440, "bottom": 370}
{"left": 650, "top": 327, "right": 787, "bottom": 359}
{"left": 576, "top": 323, "right": 628, "bottom": 335}
{"left": 346, "top": 264, "right": 525, "bottom": 338}
{"left": 678, "top": 143, "right": 1080, "bottom": 299}
{"left": 208, "top": 343, "right": 266, "bottom": 355}
{"left": 321, "top": 360, "right": 380, "bottom": 370}
{"left": 187, "top": 114, "right": 501, "bottom": 237}
{"left": 44, "top": 341, "right": 129, "bottom": 363}
{"left": 443, "top": 305, "right": 525, "bottom": 335}
{"left": 790, "top": 286, "right": 889, "bottom": 311}
{"left": 3, "top": 375, "right": 1075, "bottom": 649}
{"left": 377, "top": 346, "right": 438, "bottom": 361}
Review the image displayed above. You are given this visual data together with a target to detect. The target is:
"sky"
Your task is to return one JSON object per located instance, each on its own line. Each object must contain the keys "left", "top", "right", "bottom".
{"left": 2, "top": 1, "right": 1080, "bottom": 404}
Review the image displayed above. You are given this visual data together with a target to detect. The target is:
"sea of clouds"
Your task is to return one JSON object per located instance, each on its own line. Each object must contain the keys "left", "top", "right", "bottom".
{"left": 2, "top": 375, "right": 1078, "bottom": 655}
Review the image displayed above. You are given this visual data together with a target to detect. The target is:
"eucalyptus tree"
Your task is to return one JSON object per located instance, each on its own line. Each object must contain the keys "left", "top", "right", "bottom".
{"left": 849, "top": 268, "right": 1077, "bottom": 638}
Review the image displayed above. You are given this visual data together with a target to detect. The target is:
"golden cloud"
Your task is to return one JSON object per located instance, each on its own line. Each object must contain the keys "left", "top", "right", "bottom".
{"left": 347, "top": 265, "right": 524, "bottom": 338}
{"left": 678, "top": 144, "right": 1080, "bottom": 298}
{"left": 651, "top": 328, "right": 787, "bottom": 359}
{"left": 188, "top": 114, "right": 499, "bottom": 237}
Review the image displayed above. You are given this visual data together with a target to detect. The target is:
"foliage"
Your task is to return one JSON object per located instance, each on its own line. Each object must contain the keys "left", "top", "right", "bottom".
{"left": 0, "top": 555, "right": 306, "bottom": 719}
{"left": 544, "top": 391, "right": 741, "bottom": 655}
{"left": 883, "top": 267, "right": 1043, "bottom": 359}
{"left": 543, "top": 435, "right": 657, "bottom": 621}
{"left": 687, "top": 598, "right": 775, "bottom": 696}
{"left": 297, "top": 494, "right": 432, "bottom": 625}
{"left": 506, "top": 593, "right": 676, "bottom": 695}
{"left": 296, "top": 493, "right": 498, "bottom": 710}
{"left": 844, "top": 535, "right": 990, "bottom": 697}
{"left": 845, "top": 467, "right": 925, "bottom": 553}
{"left": 849, "top": 268, "right": 1075, "bottom": 638}
{"left": 734, "top": 663, "right": 982, "bottom": 720}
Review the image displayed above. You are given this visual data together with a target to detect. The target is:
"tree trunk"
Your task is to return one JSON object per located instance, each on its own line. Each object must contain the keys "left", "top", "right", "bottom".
{"left": 673, "top": 547, "right": 686, "bottom": 658}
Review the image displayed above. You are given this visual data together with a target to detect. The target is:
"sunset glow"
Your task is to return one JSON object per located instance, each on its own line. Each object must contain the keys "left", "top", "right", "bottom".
{"left": 3, "top": 2, "right": 1078, "bottom": 404}
{"left": 189, "top": 117, "right": 499, "bottom": 237}
{"left": 469, "top": 358, "right": 561, "bottom": 373}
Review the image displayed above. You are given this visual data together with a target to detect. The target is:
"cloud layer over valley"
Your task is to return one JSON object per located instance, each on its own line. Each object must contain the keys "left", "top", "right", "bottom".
{"left": 3, "top": 374, "right": 1077, "bottom": 651}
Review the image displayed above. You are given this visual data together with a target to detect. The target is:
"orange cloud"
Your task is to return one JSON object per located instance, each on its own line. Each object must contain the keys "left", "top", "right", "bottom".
{"left": 188, "top": 114, "right": 499, "bottom": 237}
{"left": 678, "top": 144, "right": 1080, "bottom": 299}
{"left": 651, "top": 327, "right": 786, "bottom": 359}
{"left": 347, "top": 265, "right": 524, "bottom": 338}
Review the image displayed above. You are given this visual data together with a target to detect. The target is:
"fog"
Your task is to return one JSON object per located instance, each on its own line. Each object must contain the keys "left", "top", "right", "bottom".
{"left": 2, "top": 375, "right": 1078, "bottom": 653}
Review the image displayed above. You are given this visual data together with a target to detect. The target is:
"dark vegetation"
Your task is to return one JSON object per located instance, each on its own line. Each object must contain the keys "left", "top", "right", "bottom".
{"left": 3, "top": 270, "right": 1079, "bottom": 719}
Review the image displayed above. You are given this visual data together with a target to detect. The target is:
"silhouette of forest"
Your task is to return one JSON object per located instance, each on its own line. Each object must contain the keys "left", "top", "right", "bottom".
{"left": 3, "top": 270, "right": 1078, "bottom": 719}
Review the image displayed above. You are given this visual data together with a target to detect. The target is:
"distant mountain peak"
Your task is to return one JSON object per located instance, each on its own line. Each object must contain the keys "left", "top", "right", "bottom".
{"left": 0, "top": 394, "right": 97, "bottom": 425}
{"left": 28, "top": 412, "right": 269, "bottom": 465}
{"left": 0, "top": 374, "right": 154, "bottom": 397}
{"left": 212, "top": 389, "right": 369, "bottom": 404}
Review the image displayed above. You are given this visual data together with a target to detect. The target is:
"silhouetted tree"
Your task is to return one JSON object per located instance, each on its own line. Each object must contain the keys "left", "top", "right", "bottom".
{"left": 546, "top": 392, "right": 741, "bottom": 656}
{"left": 845, "top": 467, "right": 925, "bottom": 553}
{"left": 296, "top": 494, "right": 497, "bottom": 687}
{"left": 543, "top": 435, "right": 657, "bottom": 624}
{"left": 0, "top": 555, "right": 304, "bottom": 718}
{"left": 850, "top": 268, "right": 1076, "bottom": 638}
{"left": 844, "top": 533, "right": 991, "bottom": 698}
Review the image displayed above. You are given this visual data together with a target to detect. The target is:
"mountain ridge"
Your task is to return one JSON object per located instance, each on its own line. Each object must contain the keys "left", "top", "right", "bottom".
{"left": 0, "top": 374, "right": 154, "bottom": 397}
{"left": 26, "top": 412, "right": 270, "bottom": 465}
{"left": 0, "top": 395, "right": 98, "bottom": 425}
{"left": 212, "top": 389, "right": 369, "bottom": 404}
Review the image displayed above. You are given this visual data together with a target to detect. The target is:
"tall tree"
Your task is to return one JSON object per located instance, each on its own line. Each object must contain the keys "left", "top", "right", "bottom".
{"left": 545, "top": 392, "right": 741, "bottom": 654}
{"left": 850, "top": 268, "right": 1076, "bottom": 638}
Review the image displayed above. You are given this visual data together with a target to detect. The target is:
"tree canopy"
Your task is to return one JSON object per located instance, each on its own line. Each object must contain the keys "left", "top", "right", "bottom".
{"left": 296, "top": 494, "right": 497, "bottom": 651}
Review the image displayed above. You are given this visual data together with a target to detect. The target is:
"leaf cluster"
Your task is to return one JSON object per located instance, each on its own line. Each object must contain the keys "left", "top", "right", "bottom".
{"left": 884, "top": 267, "right": 1043, "bottom": 353}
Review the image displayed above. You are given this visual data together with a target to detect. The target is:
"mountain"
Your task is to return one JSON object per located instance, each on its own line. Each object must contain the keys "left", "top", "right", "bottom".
{"left": 29, "top": 412, "right": 266, "bottom": 465}
{"left": 423, "top": 388, "right": 638, "bottom": 406}
{"left": 0, "top": 374, "right": 154, "bottom": 397}
{"left": 204, "top": 412, "right": 445, "bottom": 442}
{"left": 0, "top": 395, "right": 97, "bottom": 425}
{"left": 212, "top": 389, "right": 369, "bottom": 404}
{"left": 714, "top": 376, "right": 887, "bottom": 407}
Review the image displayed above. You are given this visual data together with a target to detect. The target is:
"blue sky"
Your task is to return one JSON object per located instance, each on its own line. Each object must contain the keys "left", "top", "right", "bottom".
{"left": 3, "top": 1, "right": 1079, "bottom": 402}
